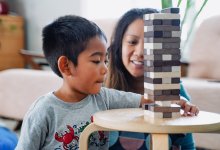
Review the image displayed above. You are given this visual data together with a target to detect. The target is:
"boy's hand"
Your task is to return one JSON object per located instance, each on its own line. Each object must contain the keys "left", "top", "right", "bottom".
{"left": 140, "top": 96, "right": 154, "bottom": 107}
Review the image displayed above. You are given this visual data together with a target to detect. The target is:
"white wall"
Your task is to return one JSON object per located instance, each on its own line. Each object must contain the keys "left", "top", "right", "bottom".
{"left": 7, "top": 0, "right": 162, "bottom": 51}
{"left": 8, "top": 0, "right": 81, "bottom": 51}
{"left": 7, "top": 0, "right": 220, "bottom": 60}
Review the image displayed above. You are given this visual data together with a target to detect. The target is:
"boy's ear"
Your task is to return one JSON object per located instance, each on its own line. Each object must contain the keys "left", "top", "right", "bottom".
{"left": 57, "top": 56, "right": 74, "bottom": 76}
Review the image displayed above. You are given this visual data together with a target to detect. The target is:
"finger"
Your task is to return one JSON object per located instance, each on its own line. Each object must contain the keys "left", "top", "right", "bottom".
{"left": 189, "top": 106, "right": 197, "bottom": 116}
{"left": 195, "top": 107, "right": 200, "bottom": 116}
{"left": 183, "top": 104, "right": 191, "bottom": 116}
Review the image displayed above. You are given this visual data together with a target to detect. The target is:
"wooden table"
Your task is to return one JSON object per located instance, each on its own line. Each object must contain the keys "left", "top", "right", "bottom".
{"left": 79, "top": 108, "right": 220, "bottom": 150}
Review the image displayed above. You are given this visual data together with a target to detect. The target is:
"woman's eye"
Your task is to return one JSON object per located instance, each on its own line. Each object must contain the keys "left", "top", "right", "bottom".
{"left": 104, "top": 60, "right": 109, "bottom": 64}
{"left": 128, "top": 40, "right": 137, "bottom": 45}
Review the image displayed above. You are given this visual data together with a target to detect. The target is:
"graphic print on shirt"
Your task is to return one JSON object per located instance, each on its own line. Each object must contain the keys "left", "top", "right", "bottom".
{"left": 54, "top": 120, "right": 108, "bottom": 150}
{"left": 54, "top": 125, "right": 79, "bottom": 150}
{"left": 89, "top": 116, "right": 108, "bottom": 147}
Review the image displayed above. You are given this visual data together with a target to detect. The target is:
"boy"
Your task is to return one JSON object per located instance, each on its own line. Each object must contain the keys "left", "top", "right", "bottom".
{"left": 16, "top": 15, "right": 198, "bottom": 150}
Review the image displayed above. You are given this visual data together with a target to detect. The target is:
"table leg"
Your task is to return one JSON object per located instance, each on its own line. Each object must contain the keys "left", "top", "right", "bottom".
{"left": 151, "top": 133, "right": 169, "bottom": 150}
{"left": 79, "top": 123, "right": 113, "bottom": 150}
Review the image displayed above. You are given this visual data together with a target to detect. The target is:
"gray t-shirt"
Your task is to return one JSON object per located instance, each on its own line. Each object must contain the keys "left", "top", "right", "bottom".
{"left": 15, "top": 87, "right": 141, "bottom": 150}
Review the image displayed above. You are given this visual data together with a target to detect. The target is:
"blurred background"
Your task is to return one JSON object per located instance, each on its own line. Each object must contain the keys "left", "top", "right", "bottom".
{"left": 1, "top": 0, "right": 220, "bottom": 149}
{"left": 5, "top": 0, "right": 216, "bottom": 61}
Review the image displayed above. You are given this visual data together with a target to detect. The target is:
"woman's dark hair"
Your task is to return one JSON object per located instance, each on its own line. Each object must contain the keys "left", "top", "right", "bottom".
{"left": 106, "top": 8, "right": 158, "bottom": 91}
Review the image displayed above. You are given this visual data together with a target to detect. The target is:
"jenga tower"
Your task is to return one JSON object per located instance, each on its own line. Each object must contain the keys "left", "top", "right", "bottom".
{"left": 143, "top": 8, "right": 181, "bottom": 119}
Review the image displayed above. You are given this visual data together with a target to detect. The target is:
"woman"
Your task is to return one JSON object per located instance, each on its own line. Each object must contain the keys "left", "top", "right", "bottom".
{"left": 105, "top": 8, "right": 196, "bottom": 150}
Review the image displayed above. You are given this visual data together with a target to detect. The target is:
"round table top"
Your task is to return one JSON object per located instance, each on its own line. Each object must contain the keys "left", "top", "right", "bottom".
{"left": 93, "top": 108, "right": 220, "bottom": 133}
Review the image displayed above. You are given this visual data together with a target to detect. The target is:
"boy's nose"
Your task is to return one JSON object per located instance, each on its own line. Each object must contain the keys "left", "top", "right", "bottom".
{"left": 101, "top": 64, "right": 108, "bottom": 75}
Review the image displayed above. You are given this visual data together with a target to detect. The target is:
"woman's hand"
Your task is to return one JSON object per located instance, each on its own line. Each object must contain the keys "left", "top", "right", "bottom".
{"left": 178, "top": 96, "right": 199, "bottom": 116}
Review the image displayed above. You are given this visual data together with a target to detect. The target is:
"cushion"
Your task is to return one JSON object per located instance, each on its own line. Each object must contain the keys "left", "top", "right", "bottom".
{"left": 188, "top": 15, "right": 220, "bottom": 79}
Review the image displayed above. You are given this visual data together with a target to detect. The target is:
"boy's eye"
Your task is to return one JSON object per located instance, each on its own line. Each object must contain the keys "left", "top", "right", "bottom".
{"left": 92, "top": 60, "right": 100, "bottom": 64}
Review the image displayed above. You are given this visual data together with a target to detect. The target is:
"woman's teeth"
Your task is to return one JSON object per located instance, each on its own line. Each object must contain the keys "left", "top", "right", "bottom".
{"left": 132, "top": 60, "right": 143, "bottom": 65}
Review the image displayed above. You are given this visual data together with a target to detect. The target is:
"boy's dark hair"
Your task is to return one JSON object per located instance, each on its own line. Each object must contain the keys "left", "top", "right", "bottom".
{"left": 42, "top": 15, "right": 107, "bottom": 77}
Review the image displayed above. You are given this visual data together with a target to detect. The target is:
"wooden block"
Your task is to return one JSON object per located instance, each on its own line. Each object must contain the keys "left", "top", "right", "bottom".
{"left": 144, "top": 93, "right": 180, "bottom": 101}
{"left": 144, "top": 82, "right": 180, "bottom": 90}
{"left": 163, "top": 112, "right": 172, "bottom": 118}
{"left": 144, "top": 37, "right": 181, "bottom": 43}
{"left": 144, "top": 89, "right": 180, "bottom": 96}
{"left": 144, "top": 19, "right": 162, "bottom": 26}
{"left": 144, "top": 110, "right": 181, "bottom": 119}
{"left": 148, "top": 105, "right": 180, "bottom": 113}
{"left": 144, "top": 66, "right": 163, "bottom": 72}
{"left": 144, "top": 25, "right": 180, "bottom": 32}
{"left": 171, "top": 78, "right": 180, "bottom": 83}
{"left": 144, "top": 71, "right": 180, "bottom": 78}
{"left": 142, "top": 103, "right": 155, "bottom": 110}
{"left": 155, "top": 101, "right": 172, "bottom": 106}
{"left": 161, "top": 7, "right": 180, "bottom": 14}
{"left": 144, "top": 13, "right": 180, "bottom": 20}
{"left": 162, "top": 19, "right": 180, "bottom": 26}
{"left": 144, "top": 19, "right": 180, "bottom": 26}
{"left": 144, "top": 54, "right": 181, "bottom": 61}
{"left": 144, "top": 31, "right": 181, "bottom": 38}
{"left": 144, "top": 66, "right": 180, "bottom": 73}
{"left": 144, "top": 48, "right": 180, "bottom": 55}
{"left": 144, "top": 60, "right": 180, "bottom": 67}
{"left": 144, "top": 43, "right": 180, "bottom": 49}
{"left": 162, "top": 77, "right": 172, "bottom": 83}
{"left": 162, "top": 77, "right": 180, "bottom": 84}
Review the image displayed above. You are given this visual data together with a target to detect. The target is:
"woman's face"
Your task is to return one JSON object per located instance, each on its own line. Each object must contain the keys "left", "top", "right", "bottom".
{"left": 122, "top": 18, "right": 144, "bottom": 78}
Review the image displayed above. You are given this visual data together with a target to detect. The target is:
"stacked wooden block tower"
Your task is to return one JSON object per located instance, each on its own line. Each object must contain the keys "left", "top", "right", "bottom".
{"left": 143, "top": 8, "right": 182, "bottom": 119}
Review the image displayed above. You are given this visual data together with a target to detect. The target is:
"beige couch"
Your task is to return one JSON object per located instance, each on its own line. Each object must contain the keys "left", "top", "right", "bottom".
{"left": 0, "top": 69, "right": 62, "bottom": 120}
{"left": 181, "top": 15, "right": 220, "bottom": 149}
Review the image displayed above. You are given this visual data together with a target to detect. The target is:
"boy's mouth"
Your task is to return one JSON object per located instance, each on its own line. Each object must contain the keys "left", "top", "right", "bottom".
{"left": 96, "top": 80, "right": 104, "bottom": 83}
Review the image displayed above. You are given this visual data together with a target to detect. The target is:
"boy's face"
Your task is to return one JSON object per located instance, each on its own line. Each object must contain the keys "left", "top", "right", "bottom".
{"left": 69, "top": 36, "right": 108, "bottom": 95}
